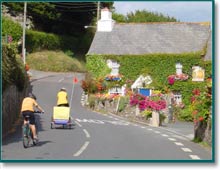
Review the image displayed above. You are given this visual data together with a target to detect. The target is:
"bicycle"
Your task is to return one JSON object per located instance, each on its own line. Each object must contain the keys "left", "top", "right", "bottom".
{"left": 22, "top": 111, "right": 43, "bottom": 148}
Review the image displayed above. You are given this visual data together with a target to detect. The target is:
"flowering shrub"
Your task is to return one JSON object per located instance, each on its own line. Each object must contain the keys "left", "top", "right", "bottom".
{"left": 168, "top": 75, "right": 175, "bottom": 85}
{"left": 105, "top": 74, "right": 123, "bottom": 81}
{"left": 190, "top": 88, "right": 211, "bottom": 123}
{"left": 130, "top": 93, "right": 166, "bottom": 111}
{"left": 168, "top": 73, "right": 188, "bottom": 85}
{"left": 175, "top": 73, "right": 189, "bottom": 80}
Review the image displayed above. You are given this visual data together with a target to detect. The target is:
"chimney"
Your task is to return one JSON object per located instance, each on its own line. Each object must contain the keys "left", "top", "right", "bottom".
{"left": 97, "top": 7, "right": 115, "bottom": 32}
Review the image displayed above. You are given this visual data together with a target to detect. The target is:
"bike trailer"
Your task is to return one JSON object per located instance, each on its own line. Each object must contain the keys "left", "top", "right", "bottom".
{"left": 51, "top": 106, "right": 73, "bottom": 129}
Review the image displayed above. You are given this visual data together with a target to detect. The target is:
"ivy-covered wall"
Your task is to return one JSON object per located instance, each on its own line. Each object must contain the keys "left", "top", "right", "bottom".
{"left": 86, "top": 53, "right": 212, "bottom": 121}
{"left": 2, "top": 43, "right": 29, "bottom": 137}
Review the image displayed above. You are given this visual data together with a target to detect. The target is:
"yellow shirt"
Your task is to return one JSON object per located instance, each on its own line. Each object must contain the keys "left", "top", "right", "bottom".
{"left": 21, "top": 97, "right": 38, "bottom": 112}
{"left": 57, "top": 91, "right": 68, "bottom": 105}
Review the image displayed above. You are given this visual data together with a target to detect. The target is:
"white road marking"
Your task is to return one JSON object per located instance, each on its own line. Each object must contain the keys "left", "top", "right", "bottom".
{"left": 76, "top": 118, "right": 105, "bottom": 124}
{"left": 155, "top": 131, "right": 160, "bottom": 133}
{"left": 168, "top": 138, "right": 177, "bottom": 141}
{"left": 58, "top": 78, "right": 64, "bottom": 82}
{"left": 83, "top": 129, "right": 90, "bottom": 138}
{"left": 161, "top": 134, "right": 169, "bottom": 137}
{"left": 172, "top": 134, "right": 188, "bottom": 140}
{"left": 73, "top": 141, "right": 90, "bottom": 157}
{"left": 75, "top": 118, "right": 130, "bottom": 126}
{"left": 75, "top": 121, "right": 82, "bottom": 127}
{"left": 141, "top": 126, "right": 146, "bottom": 129}
{"left": 147, "top": 128, "right": 153, "bottom": 131}
{"left": 181, "top": 148, "right": 192, "bottom": 152}
{"left": 174, "top": 142, "right": 184, "bottom": 146}
{"left": 189, "top": 155, "right": 201, "bottom": 160}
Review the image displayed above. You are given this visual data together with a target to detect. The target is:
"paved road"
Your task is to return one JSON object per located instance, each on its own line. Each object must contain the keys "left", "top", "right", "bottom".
{"left": 1, "top": 71, "right": 212, "bottom": 161}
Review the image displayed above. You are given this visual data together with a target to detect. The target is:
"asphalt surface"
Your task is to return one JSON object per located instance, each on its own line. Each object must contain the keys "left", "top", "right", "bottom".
{"left": 1, "top": 70, "right": 212, "bottom": 161}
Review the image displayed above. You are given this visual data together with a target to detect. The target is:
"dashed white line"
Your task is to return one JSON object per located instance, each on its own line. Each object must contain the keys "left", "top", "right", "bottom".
{"left": 58, "top": 78, "right": 64, "bottom": 82}
{"left": 181, "top": 148, "right": 192, "bottom": 152}
{"left": 147, "top": 128, "right": 153, "bottom": 131}
{"left": 83, "top": 129, "right": 90, "bottom": 138}
{"left": 155, "top": 131, "right": 160, "bottom": 133}
{"left": 189, "top": 155, "right": 201, "bottom": 160}
{"left": 174, "top": 142, "right": 184, "bottom": 146}
{"left": 161, "top": 134, "right": 169, "bottom": 137}
{"left": 73, "top": 141, "right": 90, "bottom": 157}
{"left": 168, "top": 138, "right": 177, "bottom": 141}
{"left": 75, "top": 121, "right": 82, "bottom": 127}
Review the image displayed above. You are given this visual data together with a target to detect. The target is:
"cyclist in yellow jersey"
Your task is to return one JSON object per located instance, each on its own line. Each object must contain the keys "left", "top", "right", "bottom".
{"left": 21, "top": 93, "right": 44, "bottom": 142}
{"left": 57, "top": 87, "right": 69, "bottom": 107}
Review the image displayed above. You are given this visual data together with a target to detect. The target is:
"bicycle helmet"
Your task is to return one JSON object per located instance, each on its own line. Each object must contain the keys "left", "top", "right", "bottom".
{"left": 29, "top": 93, "right": 37, "bottom": 100}
{"left": 60, "top": 87, "right": 66, "bottom": 91}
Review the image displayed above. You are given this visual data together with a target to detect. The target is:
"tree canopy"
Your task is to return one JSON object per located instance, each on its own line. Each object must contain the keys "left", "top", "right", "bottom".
{"left": 113, "top": 10, "right": 178, "bottom": 23}
{"left": 3, "top": 2, "right": 113, "bottom": 35}
{"left": 3, "top": 2, "right": 113, "bottom": 54}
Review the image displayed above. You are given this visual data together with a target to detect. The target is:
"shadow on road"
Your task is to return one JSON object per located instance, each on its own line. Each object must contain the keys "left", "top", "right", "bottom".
{"left": 34, "top": 140, "right": 53, "bottom": 147}
{"left": 30, "top": 75, "right": 56, "bottom": 83}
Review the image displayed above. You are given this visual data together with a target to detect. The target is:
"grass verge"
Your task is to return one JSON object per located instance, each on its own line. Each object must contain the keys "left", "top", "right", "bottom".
{"left": 26, "top": 50, "right": 86, "bottom": 72}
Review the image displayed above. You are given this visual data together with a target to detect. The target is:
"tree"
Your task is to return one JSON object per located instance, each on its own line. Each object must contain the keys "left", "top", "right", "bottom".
{"left": 112, "top": 13, "right": 126, "bottom": 23}
{"left": 113, "top": 10, "right": 178, "bottom": 23}
{"left": 3, "top": 2, "right": 114, "bottom": 54}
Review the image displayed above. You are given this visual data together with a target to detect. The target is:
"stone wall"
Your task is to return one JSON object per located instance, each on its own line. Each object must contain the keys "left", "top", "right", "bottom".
{"left": 2, "top": 85, "right": 28, "bottom": 137}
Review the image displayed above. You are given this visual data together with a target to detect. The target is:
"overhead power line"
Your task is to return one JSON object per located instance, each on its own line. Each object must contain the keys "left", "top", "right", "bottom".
{"left": 51, "top": 2, "right": 97, "bottom": 6}
{"left": 53, "top": 4, "right": 97, "bottom": 9}
{"left": 56, "top": 8, "right": 97, "bottom": 12}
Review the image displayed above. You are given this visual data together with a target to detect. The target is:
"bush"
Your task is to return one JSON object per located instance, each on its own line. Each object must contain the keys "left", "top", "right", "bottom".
{"left": 86, "top": 55, "right": 111, "bottom": 79}
{"left": 2, "top": 43, "right": 28, "bottom": 92}
{"left": 2, "top": 16, "right": 22, "bottom": 42}
{"left": 118, "top": 96, "right": 129, "bottom": 112}
{"left": 26, "top": 30, "right": 78, "bottom": 52}
{"left": 88, "top": 94, "right": 96, "bottom": 109}
{"left": 26, "top": 30, "right": 59, "bottom": 52}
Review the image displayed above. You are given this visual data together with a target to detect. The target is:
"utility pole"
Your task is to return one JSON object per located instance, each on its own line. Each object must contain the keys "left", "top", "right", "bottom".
{"left": 97, "top": 1, "right": 100, "bottom": 22}
{"left": 22, "top": 2, "right": 27, "bottom": 65}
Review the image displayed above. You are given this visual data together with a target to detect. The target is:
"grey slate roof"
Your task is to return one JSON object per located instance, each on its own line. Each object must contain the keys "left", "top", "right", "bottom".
{"left": 87, "top": 23, "right": 211, "bottom": 57}
{"left": 204, "top": 33, "right": 212, "bottom": 61}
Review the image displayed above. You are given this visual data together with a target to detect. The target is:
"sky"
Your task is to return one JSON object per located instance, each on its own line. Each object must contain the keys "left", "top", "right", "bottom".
{"left": 113, "top": 1, "right": 212, "bottom": 22}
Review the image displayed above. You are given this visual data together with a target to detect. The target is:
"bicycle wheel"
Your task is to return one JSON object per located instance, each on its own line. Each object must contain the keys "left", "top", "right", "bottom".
{"left": 22, "top": 124, "right": 31, "bottom": 148}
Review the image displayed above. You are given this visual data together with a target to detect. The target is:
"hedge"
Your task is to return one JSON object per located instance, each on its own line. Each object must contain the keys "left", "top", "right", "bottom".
{"left": 2, "top": 17, "right": 78, "bottom": 53}
{"left": 26, "top": 30, "right": 78, "bottom": 52}
{"left": 2, "top": 43, "right": 28, "bottom": 92}
{"left": 2, "top": 16, "right": 22, "bottom": 42}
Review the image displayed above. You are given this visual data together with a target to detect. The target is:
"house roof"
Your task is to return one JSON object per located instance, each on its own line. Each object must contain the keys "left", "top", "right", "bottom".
{"left": 87, "top": 22, "right": 211, "bottom": 57}
{"left": 204, "top": 33, "right": 212, "bottom": 61}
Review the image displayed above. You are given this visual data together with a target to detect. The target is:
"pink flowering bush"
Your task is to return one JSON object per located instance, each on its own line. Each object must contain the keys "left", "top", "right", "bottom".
{"left": 130, "top": 93, "right": 166, "bottom": 111}
{"left": 168, "top": 75, "right": 175, "bottom": 85}
{"left": 167, "top": 73, "right": 189, "bottom": 85}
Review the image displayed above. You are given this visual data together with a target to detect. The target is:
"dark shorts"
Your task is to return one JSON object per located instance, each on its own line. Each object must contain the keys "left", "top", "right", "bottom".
{"left": 22, "top": 111, "right": 35, "bottom": 125}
